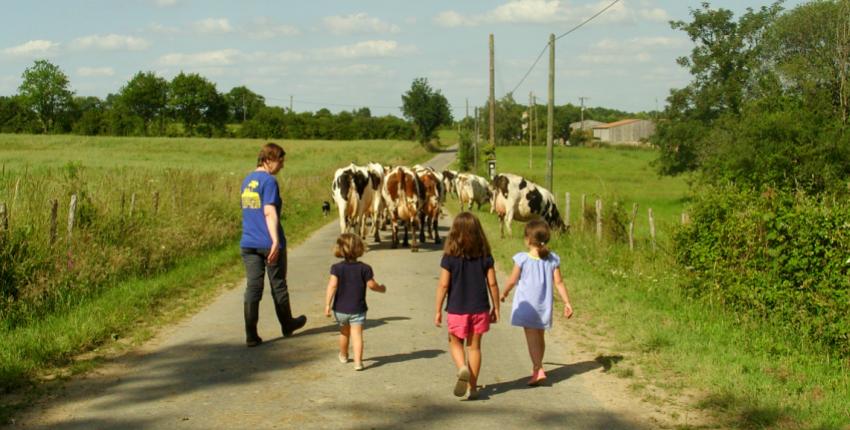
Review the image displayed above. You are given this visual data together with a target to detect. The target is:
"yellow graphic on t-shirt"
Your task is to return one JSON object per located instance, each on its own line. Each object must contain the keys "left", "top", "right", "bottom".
{"left": 241, "top": 180, "right": 261, "bottom": 209}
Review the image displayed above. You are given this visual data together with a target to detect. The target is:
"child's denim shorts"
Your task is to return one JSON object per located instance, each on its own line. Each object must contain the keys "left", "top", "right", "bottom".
{"left": 334, "top": 311, "right": 367, "bottom": 326}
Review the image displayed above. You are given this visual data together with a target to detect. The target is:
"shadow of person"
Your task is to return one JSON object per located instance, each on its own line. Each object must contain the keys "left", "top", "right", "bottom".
{"left": 286, "top": 316, "right": 411, "bottom": 338}
{"left": 363, "top": 349, "right": 446, "bottom": 371}
{"left": 477, "top": 360, "right": 604, "bottom": 399}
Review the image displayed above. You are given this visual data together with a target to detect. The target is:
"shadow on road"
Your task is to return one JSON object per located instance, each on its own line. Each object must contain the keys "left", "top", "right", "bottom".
{"left": 291, "top": 316, "right": 412, "bottom": 338}
{"left": 364, "top": 349, "right": 446, "bottom": 371}
{"left": 478, "top": 360, "right": 604, "bottom": 399}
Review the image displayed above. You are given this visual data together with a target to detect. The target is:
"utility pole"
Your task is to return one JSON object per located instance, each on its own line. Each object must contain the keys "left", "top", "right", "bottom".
{"left": 242, "top": 92, "right": 246, "bottom": 122}
{"left": 655, "top": 98, "right": 659, "bottom": 122}
{"left": 546, "top": 33, "right": 555, "bottom": 192}
{"left": 474, "top": 107, "right": 479, "bottom": 173}
{"left": 529, "top": 91, "right": 534, "bottom": 169}
{"left": 289, "top": 95, "right": 293, "bottom": 112}
{"left": 490, "top": 34, "right": 496, "bottom": 149}
{"left": 579, "top": 97, "right": 590, "bottom": 141}
{"left": 466, "top": 98, "right": 469, "bottom": 125}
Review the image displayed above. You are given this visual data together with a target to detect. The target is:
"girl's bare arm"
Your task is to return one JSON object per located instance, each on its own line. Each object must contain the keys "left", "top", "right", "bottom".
{"left": 366, "top": 279, "right": 386, "bottom": 293}
{"left": 553, "top": 268, "right": 573, "bottom": 319}
{"left": 434, "top": 269, "right": 451, "bottom": 327}
{"left": 487, "top": 267, "right": 500, "bottom": 323}
{"left": 324, "top": 275, "right": 338, "bottom": 317}
{"left": 500, "top": 264, "right": 522, "bottom": 302}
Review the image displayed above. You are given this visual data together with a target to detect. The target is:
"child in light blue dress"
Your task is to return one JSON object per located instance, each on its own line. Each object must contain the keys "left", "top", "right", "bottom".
{"left": 500, "top": 220, "right": 573, "bottom": 385}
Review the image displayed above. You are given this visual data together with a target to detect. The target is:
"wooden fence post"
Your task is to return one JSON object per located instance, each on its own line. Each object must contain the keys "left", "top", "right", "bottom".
{"left": 153, "top": 191, "right": 159, "bottom": 215}
{"left": 581, "top": 194, "right": 587, "bottom": 229}
{"left": 49, "top": 199, "right": 58, "bottom": 245}
{"left": 130, "top": 193, "right": 136, "bottom": 217}
{"left": 68, "top": 196, "right": 77, "bottom": 237}
{"left": 649, "top": 208, "right": 656, "bottom": 252}
{"left": 564, "top": 192, "right": 571, "bottom": 230}
{"left": 629, "top": 203, "right": 638, "bottom": 251}
{"left": 596, "top": 199, "right": 602, "bottom": 241}
{"left": 120, "top": 191, "right": 125, "bottom": 214}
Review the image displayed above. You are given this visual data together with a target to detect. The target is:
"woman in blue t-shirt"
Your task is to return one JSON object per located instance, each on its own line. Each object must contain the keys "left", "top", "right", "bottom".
{"left": 239, "top": 143, "right": 307, "bottom": 347}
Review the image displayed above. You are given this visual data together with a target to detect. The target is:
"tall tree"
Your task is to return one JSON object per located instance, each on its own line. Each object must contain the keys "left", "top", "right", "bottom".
{"left": 18, "top": 60, "right": 74, "bottom": 133}
{"left": 169, "top": 72, "right": 226, "bottom": 136}
{"left": 400, "top": 78, "right": 453, "bottom": 144}
{"left": 121, "top": 71, "right": 168, "bottom": 135}
{"left": 226, "top": 86, "right": 266, "bottom": 123}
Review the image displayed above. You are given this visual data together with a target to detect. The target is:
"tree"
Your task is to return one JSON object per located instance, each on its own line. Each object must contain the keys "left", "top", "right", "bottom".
{"left": 169, "top": 72, "right": 227, "bottom": 136}
{"left": 18, "top": 60, "right": 74, "bottom": 133}
{"left": 226, "top": 86, "right": 266, "bottom": 123}
{"left": 400, "top": 78, "right": 453, "bottom": 144}
{"left": 121, "top": 71, "right": 168, "bottom": 135}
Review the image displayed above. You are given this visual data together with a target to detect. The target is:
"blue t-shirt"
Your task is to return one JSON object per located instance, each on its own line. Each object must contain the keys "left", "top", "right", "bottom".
{"left": 330, "top": 261, "right": 374, "bottom": 314}
{"left": 440, "top": 254, "right": 494, "bottom": 314}
{"left": 239, "top": 171, "right": 286, "bottom": 249}
{"left": 510, "top": 252, "right": 561, "bottom": 329}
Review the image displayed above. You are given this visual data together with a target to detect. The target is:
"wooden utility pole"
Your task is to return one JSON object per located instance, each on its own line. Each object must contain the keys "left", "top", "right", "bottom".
{"left": 490, "top": 34, "right": 496, "bottom": 148}
{"left": 579, "top": 97, "right": 590, "bottom": 139}
{"left": 289, "top": 95, "right": 293, "bottom": 112}
{"left": 474, "top": 107, "right": 479, "bottom": 173}
{"left": 546, "top": 33, "right": 554, "bottom": 192}
{"left": 243, "top": 93, "right": 246, "bottom": 122}
{"left": 529, "top": 91, "right": 533, "bottom": 169}
{"left": 466, "top": 98, "right": 469, "bottom": 125}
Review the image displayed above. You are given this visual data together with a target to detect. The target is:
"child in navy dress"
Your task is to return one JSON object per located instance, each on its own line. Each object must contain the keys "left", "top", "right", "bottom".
{"left": 435, "top": 212, "right": 500, "bottom": 399}
{"left": 500, "top": 220, "right": 573, "bottom": 385}
{"left": 325, "top": 233, "right": 386, "bottom": 371}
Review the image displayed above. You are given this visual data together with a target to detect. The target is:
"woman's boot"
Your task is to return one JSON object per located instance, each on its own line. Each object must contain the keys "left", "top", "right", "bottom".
{"left": 244, "top": 302, "right": 263, "bottom": 347}
{"left": 274, "top": 301, "right": 307, "bottom": 337}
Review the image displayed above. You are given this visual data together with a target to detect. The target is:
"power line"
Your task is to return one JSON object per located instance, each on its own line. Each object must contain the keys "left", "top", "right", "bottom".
{"left": 508, "top": 0, "right": 622, "bottom": 95}
{"left": 264, "top": 96, "right": 465, "bottom": 111}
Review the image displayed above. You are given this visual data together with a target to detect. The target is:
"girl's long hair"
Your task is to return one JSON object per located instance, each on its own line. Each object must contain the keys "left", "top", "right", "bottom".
{"left": 443, "top": 212, "right": 491, "bottom": 259}
{"left": 525, "top": 219, "right": 551, "bottom": 259}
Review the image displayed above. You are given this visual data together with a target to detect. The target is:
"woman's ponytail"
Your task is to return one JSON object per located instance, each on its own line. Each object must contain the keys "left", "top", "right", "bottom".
{"left": 525, "top": 220, "right": 551, "bottom": 259}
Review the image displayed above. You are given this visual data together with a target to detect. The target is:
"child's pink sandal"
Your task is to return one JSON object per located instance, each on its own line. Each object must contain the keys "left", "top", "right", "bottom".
{"left": 528, "top": 368, "right": 547, "bottom": 386}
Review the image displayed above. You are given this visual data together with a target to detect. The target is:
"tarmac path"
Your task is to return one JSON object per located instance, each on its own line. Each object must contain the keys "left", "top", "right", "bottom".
{"left": 14, "top": 147, "right": 645, "bottom": 430}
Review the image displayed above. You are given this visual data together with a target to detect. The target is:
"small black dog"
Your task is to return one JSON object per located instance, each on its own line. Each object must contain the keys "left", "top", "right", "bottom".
{"left": 322, "top": 201, "right": 331, "bottom": 217}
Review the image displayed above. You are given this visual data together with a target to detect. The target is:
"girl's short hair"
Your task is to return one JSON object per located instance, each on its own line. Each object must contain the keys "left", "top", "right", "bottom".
{"left": 334, "top": 233, "right": 367, "bottom": 259}
{"left": 525, "top": 220, "right": 551, "bottom": 259}
{"left": 257, "top": 143, "right": 286, "bottom": 167}
{"left": 443, "top": 212, "right": 491, "bottom": 259}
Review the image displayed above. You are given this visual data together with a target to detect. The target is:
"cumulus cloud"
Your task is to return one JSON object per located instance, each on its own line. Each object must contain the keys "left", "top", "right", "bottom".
{"left": 591, "top": 37, "right": 687, "bottom": 51}
{"left": 433, "top": 0, "right": 674, "bottom": 27}
{"left": 138, "top": 0, "right": 189, "bottom": 8}
{"left": 78, "top": 67, "right": 116, "bottom": 77}
{"left": 154, "top": 49, "right": 242, "bottom": 67}
{"left": 147, "top": 22, "right": 180, "bottom": 34}
{"left": 311, "top": 40, "right": 417, "bottom": 61}
{"left": 246, "top": 17, "right": 301, "bottom": 39}
{"left": 0, "top": 40, "right": 60, "bottom": 59}
{"left": 578, "top": 52, "right": 652, "bottom": 64}
{"left": 307, "top": 64, "right": 394, "bottom": 78}
{"left": 186, "top": 18, "right": 235, "bottom": 36}
{"left": 322, "top": 13, "right": 401, "bottom": 35}
{"left": 68, "top": 34, "right": 152, "bottom": 51}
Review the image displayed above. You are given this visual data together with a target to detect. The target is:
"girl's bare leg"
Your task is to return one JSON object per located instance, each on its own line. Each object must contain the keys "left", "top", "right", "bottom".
{"left": 448, "top": 333, "right": 466, "bottom": 370}
{"left": 524, "top": 328, "right": 544, "bottom": 370}
{"left": 466, "top": 334, "right": 483, "bottom": 388}
{"left": 351, "top": 324, "right": 364, "bottom": 365}
{"left": 339, "top": 325, "right": 351, "bottom": 358}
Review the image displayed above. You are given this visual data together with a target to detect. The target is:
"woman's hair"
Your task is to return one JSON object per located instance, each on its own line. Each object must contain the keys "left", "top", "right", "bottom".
{"left": 525, "top": 219, "right": 551, "bottom": 259}
{"left": 256, "top": 143, "right": 286, "bottom": 167}
{"left": 333, "top": 233, "right": 367, "bottom": 259}
{"left": 443, "top": 212, "right": 491, "bottom": 259}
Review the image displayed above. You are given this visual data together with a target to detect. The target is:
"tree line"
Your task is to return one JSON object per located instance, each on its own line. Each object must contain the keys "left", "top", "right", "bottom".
{"left": 0, "top": 60, "right": 416, "bottom": 140}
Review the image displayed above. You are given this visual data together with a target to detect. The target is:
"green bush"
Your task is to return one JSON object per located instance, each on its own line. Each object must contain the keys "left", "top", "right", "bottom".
{"left": 673, "top": 185, "right": 850, "bottom": 358}
{"left": 457, "top": 130, "right": 473, "bottom": 171}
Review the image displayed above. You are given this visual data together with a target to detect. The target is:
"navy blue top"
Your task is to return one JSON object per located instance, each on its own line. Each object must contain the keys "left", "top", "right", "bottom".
{"left": 440, "top": 254, "right": 494, "bottom": 314}
{"left": 330, "top": 261, "right": 374, "bottom": 314}
{"left": 240, "top": 171, "right": 286, "bottom": 249}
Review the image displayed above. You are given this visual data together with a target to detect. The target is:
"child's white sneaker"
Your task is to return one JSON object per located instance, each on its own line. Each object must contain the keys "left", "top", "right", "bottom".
{"left": 468, "top": 386, "right": 479, "bottom": 400}
{"left": 338, "top": 353, "right": 348, "bottom": 363}
{"left": 454, "top": 366, "right": 471, "bottom": 397}
{"left": 354, "top": 362, "right": 365, "bottom": 371}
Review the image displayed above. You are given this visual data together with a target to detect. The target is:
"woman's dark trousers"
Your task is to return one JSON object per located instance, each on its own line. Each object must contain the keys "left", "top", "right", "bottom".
{"left": 240, "top": 248, "right": 307, "bottom": 346}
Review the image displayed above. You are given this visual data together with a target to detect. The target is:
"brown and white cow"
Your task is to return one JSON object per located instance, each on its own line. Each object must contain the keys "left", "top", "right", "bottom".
{"left": 490, "top": 173, "right": 564, "bottom": 238}
{"left": 413, "top": 166, "right": 443, "bottom": 244}
{"left": 382, "top": 166, "right": 423, "bottom": 252}
{"left": 442, "top": 169, "right": 459, "bottom": 200}
{"left": 331, "top": 163, "right": 374, "bottom": 239}
{"left": 456, "top": 173, "right": 492, "bottom": 212}
{"left": 363, "top": 162, "right": 386, "bottom": 243}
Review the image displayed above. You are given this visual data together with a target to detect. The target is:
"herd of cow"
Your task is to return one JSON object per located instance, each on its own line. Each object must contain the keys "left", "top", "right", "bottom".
{"left": 330, "top": 162, "right": 566, "bottom": 252}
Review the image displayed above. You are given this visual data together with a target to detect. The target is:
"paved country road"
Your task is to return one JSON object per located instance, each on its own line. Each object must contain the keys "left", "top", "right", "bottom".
{"left": 12, "top": 146, "right": 646, "bottom": 430}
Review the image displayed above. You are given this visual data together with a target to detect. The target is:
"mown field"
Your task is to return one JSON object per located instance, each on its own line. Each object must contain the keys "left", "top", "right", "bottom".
{"left": 447, "top": 145, "right": 849, "bottom": 429}
{"left": 0, "top": 134, "right": 440, "bottom": 421}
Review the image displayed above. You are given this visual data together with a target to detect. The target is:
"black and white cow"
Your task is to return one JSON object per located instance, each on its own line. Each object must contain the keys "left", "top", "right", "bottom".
{"left": 442, "top": 169, "right": 459, "bottom": 200}
{"left": 457, "top": 173, "right": 491, "bottom": 212}
{"left": 490, "top": 173, "right": 564, "bottom": 238}
{"left": 364, "top": 162, "right": 386, "bottom": 243}
{"left": 331, "top": 163, "right": 374, "bottom": 238}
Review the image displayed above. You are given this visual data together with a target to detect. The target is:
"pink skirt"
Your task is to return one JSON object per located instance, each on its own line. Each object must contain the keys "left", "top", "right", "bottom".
{"left": 446, "top": 311, "right": 491, "bottom": 339}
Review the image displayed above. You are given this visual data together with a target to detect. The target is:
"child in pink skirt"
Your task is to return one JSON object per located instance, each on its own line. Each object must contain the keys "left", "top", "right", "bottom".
{"left": 434, "top": 212, "right": 500, "bottom": 400}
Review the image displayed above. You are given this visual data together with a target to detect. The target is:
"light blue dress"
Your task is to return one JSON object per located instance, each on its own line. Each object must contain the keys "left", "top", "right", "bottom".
{"left": 510, "top": 252, "right": 561, "bottom": 329}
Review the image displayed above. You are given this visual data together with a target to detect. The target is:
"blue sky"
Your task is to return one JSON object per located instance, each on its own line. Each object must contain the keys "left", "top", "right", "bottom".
{"left": 0, "top": 0, "right": 804, "bottom": 117}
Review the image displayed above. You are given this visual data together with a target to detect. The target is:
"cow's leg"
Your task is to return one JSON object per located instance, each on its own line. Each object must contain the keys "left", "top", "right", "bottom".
{"left": 433, "top": 216, "right": 441, "bottom": 244}
{"left": 337, "top": 205, "right": 348, "bottom": 234}
{"left": 402, "top": 220, "right": 410, "bottom": 247}
{"left": 391, "top": 215, "right": 399, "bottom": 249}
{"left": 359, "top": 214, "right": 368, "bottom": 240}
{"left": 419, "top": 212, "right": 427, "bottom": 243}
{"left": 372, "top": 214, "right": 381, "bottom": 243}
{"left": 499, "top": 213, "right": 506, "bottom": 239}
{"left": 505, "top": 209, "right": 515, "bottom": 238}
{"left": 411, "top": 218, "right": 419, "bottom": 252}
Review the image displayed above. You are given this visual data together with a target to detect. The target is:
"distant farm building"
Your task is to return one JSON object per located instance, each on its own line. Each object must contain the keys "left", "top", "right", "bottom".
{"left": 570, "top": 120, "right": 608, "bottom": 132}
{"left": 593, "top": 119, "right": 655, "bottom": 145}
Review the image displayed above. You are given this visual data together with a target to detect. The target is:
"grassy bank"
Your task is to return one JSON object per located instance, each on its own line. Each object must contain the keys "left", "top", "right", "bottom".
{"left": 446, "top": 145, "right": 849, "bottom": 429}
{"left": 0, "top": 134, "right": 442, "bottom": 412}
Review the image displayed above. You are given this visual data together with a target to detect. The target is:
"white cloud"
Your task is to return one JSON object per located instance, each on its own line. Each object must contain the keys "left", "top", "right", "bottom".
{"left": 591, "top": 37, "right": 687, "bottom": 51}
{"left": 311, "top": 40, "right": 417, "bottom": 61}
{"left": 306, "top": 64, "right": 393, "bottom": 78}
{"left": 147, "top": 22, "right": 180, "bottom": 34}
{"left": 246, "top": 17, "right": 301, "bottom": 39}
{"left": 578, "top": 52, "right": 652, "bottom": 64}
{"left": 153, "top": 49, "right": 242, "bottom": 67}
{"left": 78, "top": 67, "right": 116, "bottom": 77}
{"left": 186, "top": 18, "right": 235, "bottom": 36}
{"left": 139, "top": 0, "right": 189, "bottom": 8}
{"left": 0, "top": 40, "right": 60, "bottom": 59}
{"left": 433, "top": 0, "right": 673, "bottom": 27}
{"left": 322, "top": 13, "right": 401, "bottom": 35}
{"left": 68, "top": 35, "right": 152, "bottom": 51}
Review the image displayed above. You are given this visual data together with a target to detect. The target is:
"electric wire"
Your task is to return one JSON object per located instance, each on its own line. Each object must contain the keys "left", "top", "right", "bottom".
{"left": 264, "top": 96, "right": 465, "bottom": 111}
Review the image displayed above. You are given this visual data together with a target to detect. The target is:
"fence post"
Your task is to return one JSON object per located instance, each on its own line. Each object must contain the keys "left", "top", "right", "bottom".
{"left": 130, "top": 193, "right": 136, "bottom": 217}
{"left": 649, "top": 208, "right": 656, "bottom": 252}
{"left": 68, "top": 196, "right": 77, "bottom": 238}
{"left": 596, "top": 199, "right": 602, "bottom": 241}
{"left": 0, "top": 202, "right": 7, "bottom": 242}
{"left": 49, "top": 199, "right": 58, "bottom": 245}
{"left": 564, "top": 192, "right": 571, "bottom": 230}
{"left": 581, "top": 194, "right": 587, "bottom": 229}
{"left": 120, "top": 191, "right": 125, "bottom": 214}
{"left": 629, "top": 203, "right": 638, "bottom": 251}
{"left": 153, "top": 191, "right": 159, "bottom": 215}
